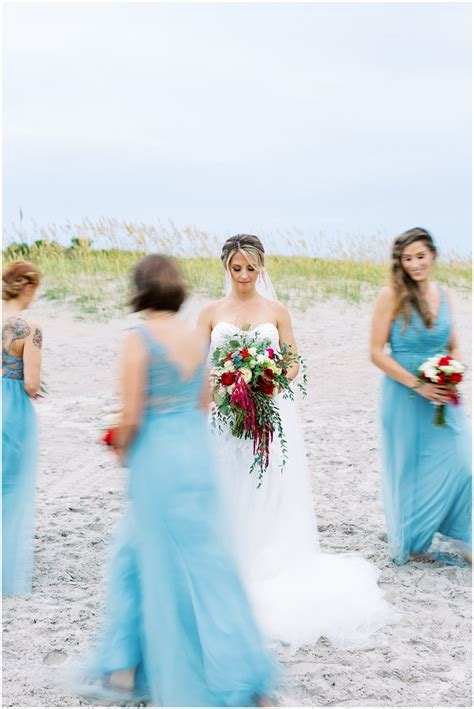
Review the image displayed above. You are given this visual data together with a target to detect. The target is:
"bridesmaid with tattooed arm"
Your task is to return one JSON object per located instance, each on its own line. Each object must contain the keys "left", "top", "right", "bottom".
{"left": 2, "top": 261, "right": 43, "bottom": 596}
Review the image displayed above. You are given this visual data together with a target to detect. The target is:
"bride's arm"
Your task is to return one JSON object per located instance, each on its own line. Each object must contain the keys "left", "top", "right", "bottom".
{"left": 196, "top": 304, "right": 216, "bottom": 411}
{"left": 196, "top": 301, "right": 215, "bottom": 346}
{"left": 199, "top": 367, "right": 213, "bottom": 412}
{"left": 275, "top": 302, "right": 300, "bottom": 381}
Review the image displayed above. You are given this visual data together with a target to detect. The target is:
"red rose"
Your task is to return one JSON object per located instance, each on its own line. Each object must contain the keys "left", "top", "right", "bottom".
{"left": 221, "top": 371, "right": 236, "bottom": 386}
{"left": 240, "top": 348, "right": 250, "bottom": 359}
{"left": 263, "top": 368, "right": 274, "bottom": 380}
{"left": 266, "top": 348, "right": 275, "bottom": 359}
{"left": 450, "top": 373, "right": 462, "bottom": 384}
{"left": 224, "top": 352, "right": 233, "bottom": 362}
{"left": 102, "top": 428, "right": 117, "bottom": 447}
{"left": 437, "top": 372, "right": 446, "bottom": 384}
{"left": 257, "top": 375, "right": 274, "bottom": 396}
{"left": 438, "top": 355, "right": 453, "bottom": 367}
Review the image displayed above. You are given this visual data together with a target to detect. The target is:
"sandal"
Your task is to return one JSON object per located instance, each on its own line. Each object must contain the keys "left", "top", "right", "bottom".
{"left": 410, "top": 551, "right": 469, "bottom": 567}
{"left": 409, "top": 553, "right": 437, "bottom": 564}
{"left": 71, "top": 676, "right": 148, "bottom": 705}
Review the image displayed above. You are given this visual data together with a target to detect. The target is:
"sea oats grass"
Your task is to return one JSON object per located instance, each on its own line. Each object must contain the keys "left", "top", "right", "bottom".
{"left": 3, "top": 219, "right": 471, "bottom": 319}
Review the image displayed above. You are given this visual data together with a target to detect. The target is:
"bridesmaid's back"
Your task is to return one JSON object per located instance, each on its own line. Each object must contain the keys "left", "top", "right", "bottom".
{"left": 135, "top": 320, "right": 207, "bottom": 416}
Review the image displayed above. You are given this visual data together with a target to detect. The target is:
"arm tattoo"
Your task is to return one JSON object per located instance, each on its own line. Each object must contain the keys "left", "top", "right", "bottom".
{"left": 2, "top": 317, "right": 31, "bottom": 352}
{"left": 33, "top": 328, "right": 43, "bottom": 349}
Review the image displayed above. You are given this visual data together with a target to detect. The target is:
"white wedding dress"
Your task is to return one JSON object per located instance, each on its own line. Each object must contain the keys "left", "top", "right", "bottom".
{"left": 210, "top": 321, "right": 395, "bottom": 653}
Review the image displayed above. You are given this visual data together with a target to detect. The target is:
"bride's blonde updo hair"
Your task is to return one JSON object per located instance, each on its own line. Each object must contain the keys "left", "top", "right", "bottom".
{"left": 221, "top": 234, "right": 265, "bottom": 272}
{"left": 2, "top": 261, "right": 41, "bottom": 301}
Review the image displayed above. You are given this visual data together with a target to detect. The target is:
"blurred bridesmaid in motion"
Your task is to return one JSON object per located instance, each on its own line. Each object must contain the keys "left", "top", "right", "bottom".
{"left": 73, "top": 254, "right": 277, "bottom": 707}
{"left": 370, "top": 228, "right": 471, "bottom": 565}
{"left": 2, "top": 261, "right": 43, "bottom": 596}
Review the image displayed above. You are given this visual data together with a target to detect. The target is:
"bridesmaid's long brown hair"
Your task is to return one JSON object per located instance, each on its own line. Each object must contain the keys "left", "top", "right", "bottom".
{"left": 391, "top": 228, "right": 437, "bottom": 329}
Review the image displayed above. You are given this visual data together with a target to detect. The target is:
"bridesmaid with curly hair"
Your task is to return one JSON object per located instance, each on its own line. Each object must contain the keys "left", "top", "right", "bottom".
{"left": 2, "top": 260, "right": 43, "bottom": 596}
{"left": 370, "top": 228, "right": 471, "bottom": 565}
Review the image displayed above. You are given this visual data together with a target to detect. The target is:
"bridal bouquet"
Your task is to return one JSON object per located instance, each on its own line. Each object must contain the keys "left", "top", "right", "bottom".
{"left": 418, "top": 354, "right": 465, "bottom": 427}
{"left": 210, "top": 327, "right": 307, "bottom": 485}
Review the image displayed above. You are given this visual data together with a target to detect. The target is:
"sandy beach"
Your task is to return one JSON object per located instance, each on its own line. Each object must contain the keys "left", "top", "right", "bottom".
{"left": 2, "top": 292, "right": 472, "bottom": 708}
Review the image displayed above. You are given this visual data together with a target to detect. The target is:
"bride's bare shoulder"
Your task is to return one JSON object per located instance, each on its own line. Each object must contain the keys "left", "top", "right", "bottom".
{"left": 197, "top": 298, "right": 228, "bottom": 331}
{"left": 266, "top": 298, "right": 291, "bottom": 321}
{"left": 198, "top": 298, "right": 225, "bottom": 318}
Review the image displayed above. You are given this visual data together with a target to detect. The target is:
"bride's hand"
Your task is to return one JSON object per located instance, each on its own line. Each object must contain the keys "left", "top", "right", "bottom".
{"left": 416, "top": 383, "right": 453, "bottom": 404}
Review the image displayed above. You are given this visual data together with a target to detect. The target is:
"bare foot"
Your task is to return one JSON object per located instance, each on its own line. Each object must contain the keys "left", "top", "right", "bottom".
{"left": 256, "top": 696, "right": 275, "bottom": 707}
{"left": 109, "top": 668, "right": 136, "bottom": 692}
{"left": 463, "top": 551, "right": 472, "bottom": 565}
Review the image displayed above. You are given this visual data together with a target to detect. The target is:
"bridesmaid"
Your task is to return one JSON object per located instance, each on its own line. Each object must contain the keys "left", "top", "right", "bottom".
{"left": 2, "top": 260, "right": 43, "bottom": 596}
{"left": 370, "top": 228, "right": 471, "bottom": 565}
{"left": 73, "top": 254, "right": 277, "bottom": 707}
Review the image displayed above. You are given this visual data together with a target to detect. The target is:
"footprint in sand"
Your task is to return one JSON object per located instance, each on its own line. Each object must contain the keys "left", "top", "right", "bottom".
{"left": 43, "top": 650, "right": 67, "bottom": 666}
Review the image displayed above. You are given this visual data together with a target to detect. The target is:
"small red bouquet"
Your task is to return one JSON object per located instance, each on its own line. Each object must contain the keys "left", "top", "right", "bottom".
{"left": 417, "top": 354, "right": 465, "bottom": 426}
{"left": 99, "top": 404, "right": 122, "bottom": 447}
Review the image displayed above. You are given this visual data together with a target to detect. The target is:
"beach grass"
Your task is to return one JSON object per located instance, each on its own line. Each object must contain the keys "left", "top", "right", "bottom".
{"left": 3, "top": 219, "right": 471, "bottom": 319}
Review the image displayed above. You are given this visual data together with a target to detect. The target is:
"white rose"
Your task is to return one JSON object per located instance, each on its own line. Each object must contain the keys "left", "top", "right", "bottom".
{"left": 224, "top": 360, "right": 235, "bottom": 371}
{"left": 101, "top": 412, "right": 120, "bottom": 428}
{"left": 248, "top": 347, "right": 257, "bottom": 356}
{"left": 256, "top": 354, "right": 267, "bottom": 364}
{"left": 451, "top": 360, "right": 464, "bottom": 373}
{"left": 240, "top": 367, "right": 252, "bottom": 384}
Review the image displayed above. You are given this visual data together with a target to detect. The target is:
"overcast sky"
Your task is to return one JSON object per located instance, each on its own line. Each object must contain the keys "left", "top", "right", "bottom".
{"left": 3, "top": 2, "right": 472, "bottom": 255}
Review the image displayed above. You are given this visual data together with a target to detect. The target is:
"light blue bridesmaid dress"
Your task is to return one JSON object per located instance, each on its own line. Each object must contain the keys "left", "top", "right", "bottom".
{"left": 79, "top": 325, "right": 278, "bottom": 706}
{"left": 381, "top": 285, "right": 472, "bottom": 564}
{"left": 2, "top": 348, "right": 38, "bottom": 595}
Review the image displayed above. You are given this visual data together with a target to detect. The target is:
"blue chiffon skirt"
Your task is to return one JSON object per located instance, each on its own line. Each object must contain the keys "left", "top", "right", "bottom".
{"left": 381, "top": 375, "right": 472, "bottom": 564}
{"left": 2, "top": 378, "right": 38, "bottom": 596}
{"left": 81, "top": 409, "right": 278, "bottom": 706}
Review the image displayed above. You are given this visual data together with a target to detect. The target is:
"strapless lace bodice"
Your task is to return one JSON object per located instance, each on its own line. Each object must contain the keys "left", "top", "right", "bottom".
{"left": 210, "top": 322, "right": 280, "bottom": 356}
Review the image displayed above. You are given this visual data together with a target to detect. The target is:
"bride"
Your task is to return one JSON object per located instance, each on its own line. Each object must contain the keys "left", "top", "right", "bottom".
{"left": 197, "top": 234, "right": 395, "bottom": 653}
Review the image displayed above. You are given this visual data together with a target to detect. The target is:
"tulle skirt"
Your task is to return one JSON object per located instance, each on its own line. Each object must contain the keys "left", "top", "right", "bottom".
{"left": 2, "top": 378, "right": 38, "bottom": 596}
{"left": 78, "top": 410, "right": 278, "bottom": 707}
{"left": 381, "top": 375, "right": 472, "bottom": 564}
{"left": 212, "top": 393, "right": 396, "bottom": 653}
